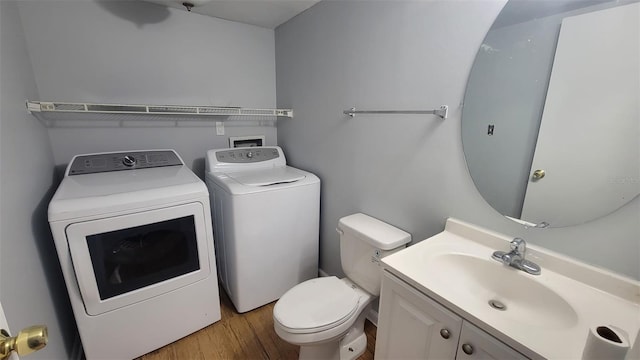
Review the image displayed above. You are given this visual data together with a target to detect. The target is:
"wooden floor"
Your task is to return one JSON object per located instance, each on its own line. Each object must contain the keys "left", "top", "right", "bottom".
{"left": 138, "top": 287, "right": 377, "bottom": 359}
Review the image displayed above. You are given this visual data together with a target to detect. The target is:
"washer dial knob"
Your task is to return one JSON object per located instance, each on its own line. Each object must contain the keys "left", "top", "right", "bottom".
{"left": 246, "top": 151, "right": 254, "bottom": 159}
{"left": 122, "top": 155, "right": 136, "bottom": 167}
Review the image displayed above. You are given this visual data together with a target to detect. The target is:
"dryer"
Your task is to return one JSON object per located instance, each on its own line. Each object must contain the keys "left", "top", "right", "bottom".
{"left": 205, "top": 146, "right": 320, "bottom": 313}
{"left": 48, "top": 150, "right": 220, "bottom": 359}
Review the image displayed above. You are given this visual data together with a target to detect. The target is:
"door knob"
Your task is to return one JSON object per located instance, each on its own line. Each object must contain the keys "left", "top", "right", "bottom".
{"left": 0, "top": 325, "right": 48, "bottom": 360}
{"left": 532, "top": 169, "right": 546, "bottom": 180}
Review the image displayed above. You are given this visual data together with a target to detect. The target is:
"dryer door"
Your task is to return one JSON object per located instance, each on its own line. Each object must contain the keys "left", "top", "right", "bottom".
{"left": 66, "top": 202, "right": 211, "bottom": 315}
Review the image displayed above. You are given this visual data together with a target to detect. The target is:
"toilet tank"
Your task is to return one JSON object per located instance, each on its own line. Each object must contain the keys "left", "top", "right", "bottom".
{"left": 337, "top": 213, "right": 411, "bottom": 295}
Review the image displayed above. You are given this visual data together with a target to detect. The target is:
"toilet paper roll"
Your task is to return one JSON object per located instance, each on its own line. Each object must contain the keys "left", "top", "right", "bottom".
{"left": 582, "top": 325, "right": 630, "bottom": 360}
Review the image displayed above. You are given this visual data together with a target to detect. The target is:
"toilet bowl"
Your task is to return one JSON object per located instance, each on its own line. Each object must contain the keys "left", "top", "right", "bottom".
{"left": 273, "top": 213, "right": 411, "bottom": 360}
{"left": 274, "top": 277, "right": 373, "bottom": 359}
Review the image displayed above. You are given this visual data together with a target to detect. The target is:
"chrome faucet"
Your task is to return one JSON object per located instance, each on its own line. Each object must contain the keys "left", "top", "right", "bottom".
{"left": 492, "top": 238, "right": 541, "bottom": 275}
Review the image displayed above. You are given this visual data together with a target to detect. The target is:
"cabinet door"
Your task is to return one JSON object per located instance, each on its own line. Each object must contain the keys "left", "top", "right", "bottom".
{"left": 456, "top": 322, "right": 528, "bottom": 360}
{"left": 375, "top": 271, "right": 462, "bottom": 359}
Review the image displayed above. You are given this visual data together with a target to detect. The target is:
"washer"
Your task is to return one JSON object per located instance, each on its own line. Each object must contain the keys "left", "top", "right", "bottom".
{"left": 48, "top": 150, "right": 221, "bottom": 359}
{"left": 205, "top": 146, "right": 320, "bottom": 313}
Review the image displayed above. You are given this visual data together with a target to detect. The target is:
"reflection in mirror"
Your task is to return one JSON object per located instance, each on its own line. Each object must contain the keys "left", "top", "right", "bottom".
{"left": 462, "top": 0, "right": 639, "bottom": 228}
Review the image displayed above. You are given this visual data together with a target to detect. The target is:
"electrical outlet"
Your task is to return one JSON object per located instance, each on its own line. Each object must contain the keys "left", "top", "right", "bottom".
{"left": 216, "top": 122, "right": 224, "bottom": 136}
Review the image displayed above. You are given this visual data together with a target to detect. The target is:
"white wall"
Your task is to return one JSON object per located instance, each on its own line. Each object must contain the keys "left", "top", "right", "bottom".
{"left": 0, "top": 2, "right": 76, "bottom": 358}
{"left": 18, "top": 0, "right": 278, "bottom": 176}
{"left": 275, "top": 0, "right": 640, "bottom": 280}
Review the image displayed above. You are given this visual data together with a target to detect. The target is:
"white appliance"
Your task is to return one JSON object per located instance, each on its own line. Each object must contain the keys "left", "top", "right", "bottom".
{"left": 205, "top": 146, "right": 320, "bottom": 313}
{"left": 48, "top": 150, "right": 221, "bottom": 359}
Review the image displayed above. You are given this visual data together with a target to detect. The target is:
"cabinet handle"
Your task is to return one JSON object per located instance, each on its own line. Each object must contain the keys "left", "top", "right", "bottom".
{"left": 462, "top": 343, "right": 474, "bottom": 355}
{"left": 439, "top": 328, "right": 451, "bottom": 339}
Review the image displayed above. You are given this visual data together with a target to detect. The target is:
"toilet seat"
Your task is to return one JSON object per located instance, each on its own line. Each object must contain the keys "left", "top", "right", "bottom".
{"left": 273, "top": 277, "right": 360, "bottom": 334}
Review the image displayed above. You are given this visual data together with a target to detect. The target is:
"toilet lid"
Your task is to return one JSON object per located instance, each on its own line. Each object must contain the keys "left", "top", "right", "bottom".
{"left": 274, "top": 277, "right": 360, "bottom": 334}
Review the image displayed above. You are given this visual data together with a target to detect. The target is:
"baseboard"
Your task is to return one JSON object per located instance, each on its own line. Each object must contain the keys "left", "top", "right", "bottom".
{"left": 318, "top": 268, "right": 378, "bottom": 327}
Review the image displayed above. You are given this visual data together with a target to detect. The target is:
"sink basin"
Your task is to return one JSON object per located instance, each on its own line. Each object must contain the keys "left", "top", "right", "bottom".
{"left": 425, "top": 253, "right": 578, "bottom": 329}
{"left": 381, "top": 218, "right": 640, "bottom": 359}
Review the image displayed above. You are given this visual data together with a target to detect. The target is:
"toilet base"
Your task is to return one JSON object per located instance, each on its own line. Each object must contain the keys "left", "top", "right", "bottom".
{"left": 340, "top": 332, "right": 367, "bottom": 359}
{"left": 298, "top": 304, "right": 370, "bottom": 360}
{"left": 299, "top": 342, "right": 339, "bottom": 360}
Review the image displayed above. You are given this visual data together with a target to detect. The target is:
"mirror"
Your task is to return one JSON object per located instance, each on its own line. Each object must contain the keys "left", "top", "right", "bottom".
{"left": 462, "top": 0, "right": 639, "bottom": 228}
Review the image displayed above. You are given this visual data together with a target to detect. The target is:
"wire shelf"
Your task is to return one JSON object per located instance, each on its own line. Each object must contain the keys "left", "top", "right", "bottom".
{"left": 27, "top": 100, "right": 293, "bottom": 127}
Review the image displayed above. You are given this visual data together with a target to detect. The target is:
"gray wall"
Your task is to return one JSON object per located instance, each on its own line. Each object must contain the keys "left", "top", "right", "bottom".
{"left": 18, "top": 0, "right": 278, "bottom": 176}
{"left": 0, "top": 2, "right": 76, "bottom": 358}
{"left": 275, "top": 0, "right": 640, "bottom": 280}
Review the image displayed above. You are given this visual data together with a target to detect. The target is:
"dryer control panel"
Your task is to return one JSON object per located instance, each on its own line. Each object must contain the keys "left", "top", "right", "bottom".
{"left": 215, "top": 147, "right": 280, "bottom": 163}
{"left": 68, "top": 150, "right": 183, "bottom": 175}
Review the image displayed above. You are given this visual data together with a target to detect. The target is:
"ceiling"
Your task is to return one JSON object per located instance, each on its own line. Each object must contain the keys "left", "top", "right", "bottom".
{"left": 142, "top": 0, "right": 320, "bottom": 29}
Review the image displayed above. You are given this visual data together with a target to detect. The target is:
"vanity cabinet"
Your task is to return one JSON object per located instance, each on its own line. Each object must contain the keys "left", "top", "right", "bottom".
{"left": 375, "top": 270, "right": 528, "bottom": 360}
{"left": 457, "top": 322, "right": 526, "bottom": 359}
{"left": 375, "top": 269, "right": 462, "bottom": 359}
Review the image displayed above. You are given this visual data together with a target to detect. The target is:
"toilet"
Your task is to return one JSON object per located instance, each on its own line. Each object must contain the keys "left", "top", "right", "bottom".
{"left": 273, "top": 213, "right": 411, "bottom": 360}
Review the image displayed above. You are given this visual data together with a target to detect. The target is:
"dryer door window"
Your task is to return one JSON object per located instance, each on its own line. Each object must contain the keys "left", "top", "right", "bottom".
{"left": 86, "top": 215, "right": 200, "bottom": 300}
{"left": 66, "top": 202, "right": 212, "bottom": 316}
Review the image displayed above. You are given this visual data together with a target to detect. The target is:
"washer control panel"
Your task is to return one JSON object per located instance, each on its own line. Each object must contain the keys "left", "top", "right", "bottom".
{"left": 215, "top": 147, "right": 279, "bottom": 163}
{"left": 68, "top": 150, "right": 183, "bottom": 175}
